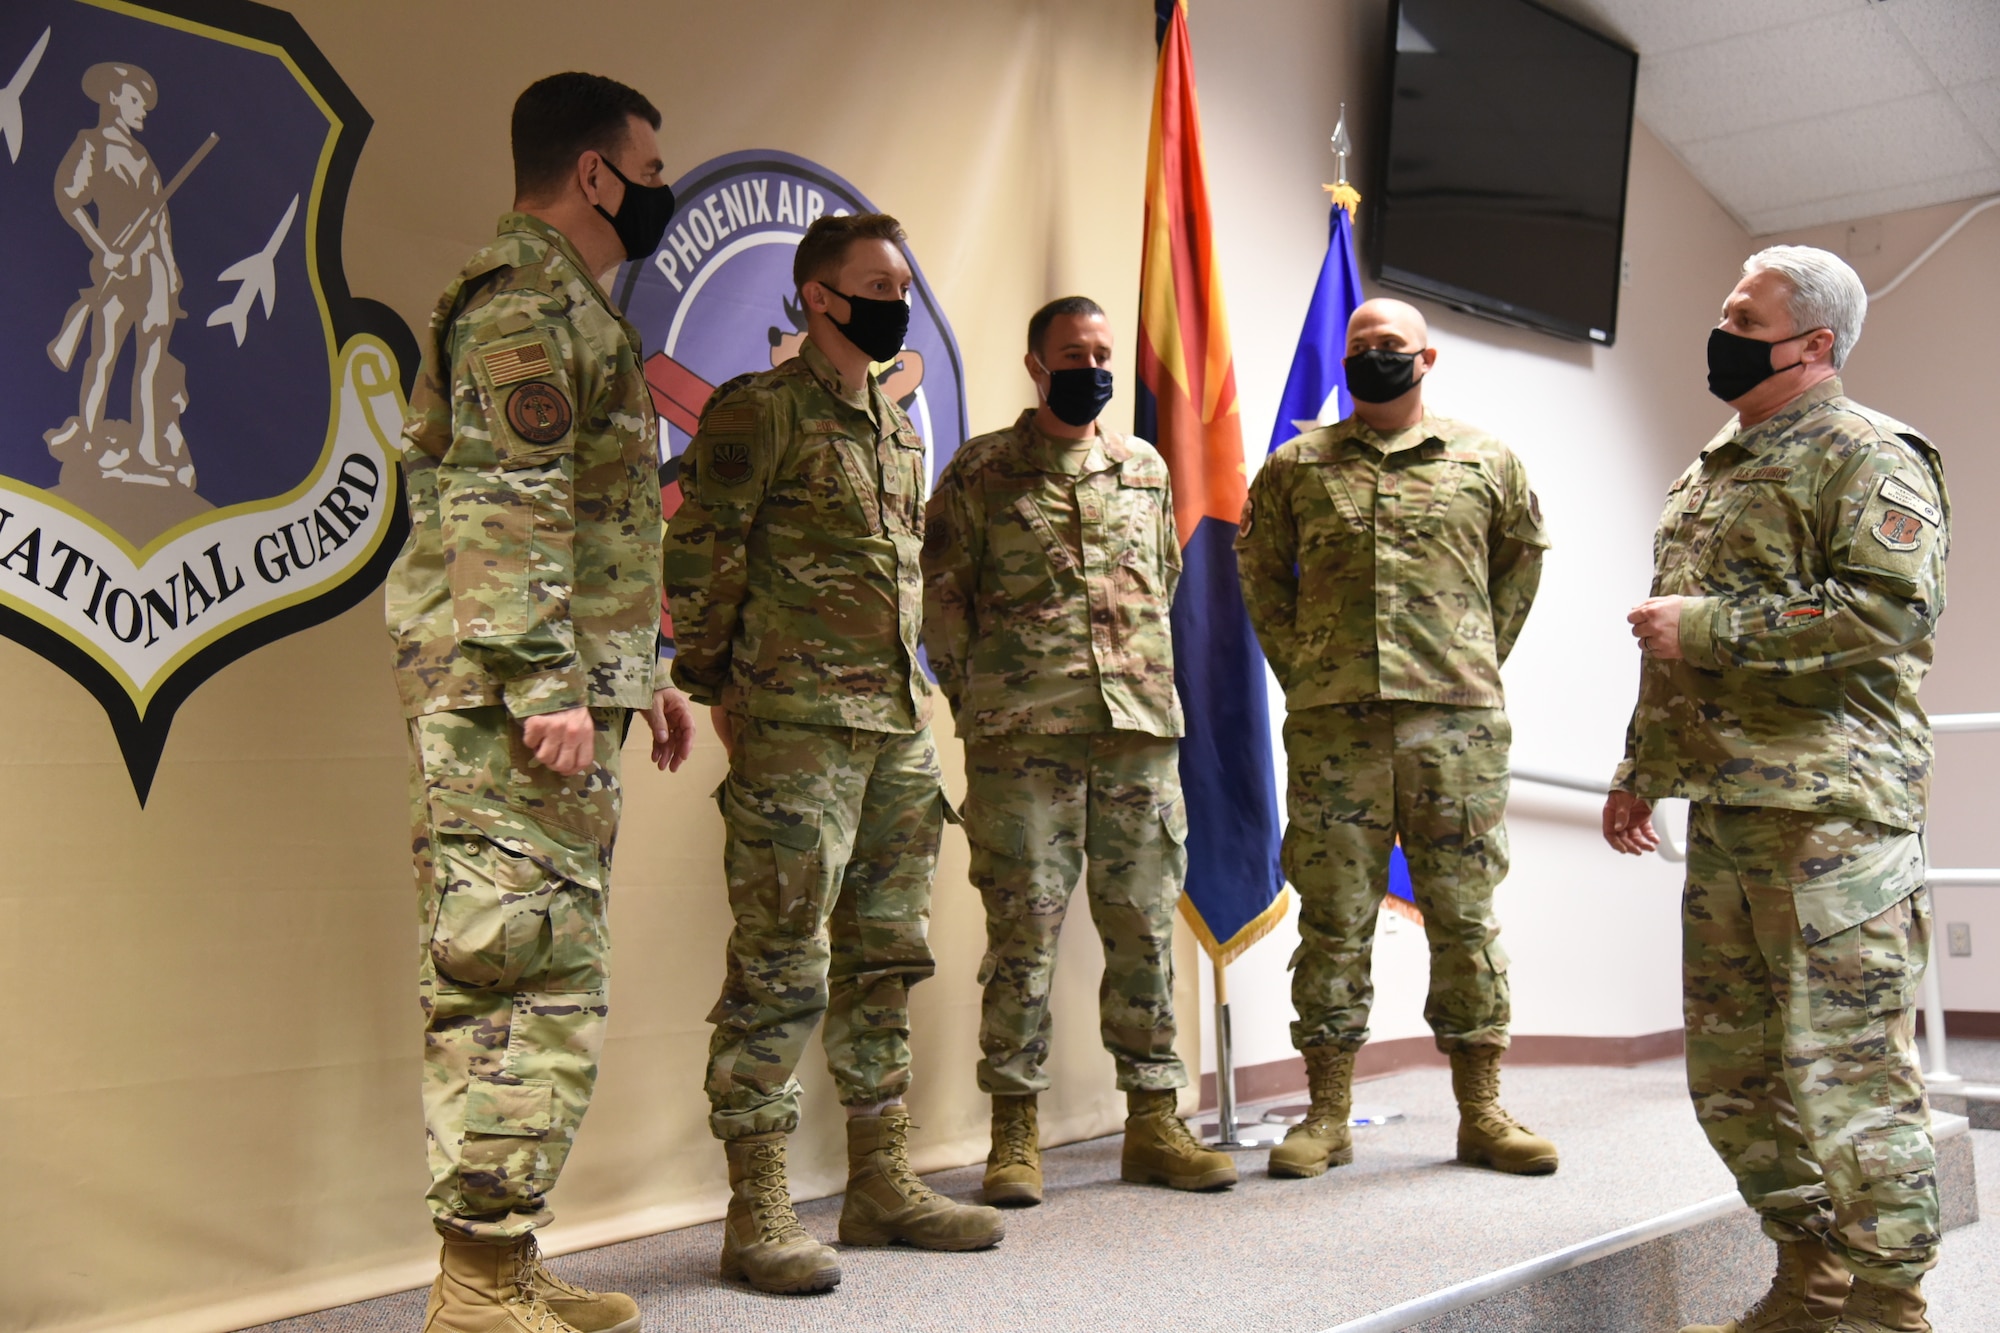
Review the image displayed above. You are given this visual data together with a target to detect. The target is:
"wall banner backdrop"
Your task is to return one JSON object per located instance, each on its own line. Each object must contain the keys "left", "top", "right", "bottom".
{"left": 0, "top": 0, "right": 415, "bottom": 801}
{"left": 618, "top": 150, "right": 968, "bottom": 632}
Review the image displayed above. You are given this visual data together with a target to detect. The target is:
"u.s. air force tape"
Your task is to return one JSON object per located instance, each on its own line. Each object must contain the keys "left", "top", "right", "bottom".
{"left": 505, "top": 381, "right": 572, "bottom": 444}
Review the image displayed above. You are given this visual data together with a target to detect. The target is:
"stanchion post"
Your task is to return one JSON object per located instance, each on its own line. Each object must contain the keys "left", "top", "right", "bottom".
{"left": 1213, "top": 954, "right": 1238, "bottom": 1146}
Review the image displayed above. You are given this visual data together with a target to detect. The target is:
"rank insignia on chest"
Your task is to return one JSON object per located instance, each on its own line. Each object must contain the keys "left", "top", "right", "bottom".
{"left": 710, "top": 441, "right": 752, "bottom": 483}
{"left": 1875, "top": 510, "right": 1924, "bottom": 551}
{"left": 481, "top": 342, "right": 553, "bottom": 386}
{"left": 505, "top": 381, "right": 572, "bottom": 444}
{"left": 1682, "top": 484, "right": 1707, "bottom": 514}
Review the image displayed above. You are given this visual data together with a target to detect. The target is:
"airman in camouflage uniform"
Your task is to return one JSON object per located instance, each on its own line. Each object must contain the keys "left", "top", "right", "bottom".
{"left": 923, "top": 296, "right": 1235, "bottom": 1207}
{"left": 1607, "top": 247, "right": 1949, "bottom": 1333}
{"left": 665, "top": 213, "right": 1002, "bottom": 1295}
{"left": 386, "top": 75, "right": 691, "bottom": 1333}
{"left": 1236, "top": 298, "right": 1557, "bottom": 1180}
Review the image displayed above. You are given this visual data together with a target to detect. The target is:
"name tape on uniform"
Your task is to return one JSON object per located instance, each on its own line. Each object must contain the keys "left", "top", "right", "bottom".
{"left": 1878, "top": 475, "right": 1940, "bottom": 527}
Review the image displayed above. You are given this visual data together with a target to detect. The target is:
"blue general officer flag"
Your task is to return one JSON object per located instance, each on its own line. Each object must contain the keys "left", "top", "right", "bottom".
{"left": 1269, "top": 198, "right": 1366, "bottom": 453}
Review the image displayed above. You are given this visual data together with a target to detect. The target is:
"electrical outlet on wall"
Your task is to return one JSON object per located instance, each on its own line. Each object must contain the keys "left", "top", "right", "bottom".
{"left": 1947, "top": 922, "right": 1972, "bottom": 958}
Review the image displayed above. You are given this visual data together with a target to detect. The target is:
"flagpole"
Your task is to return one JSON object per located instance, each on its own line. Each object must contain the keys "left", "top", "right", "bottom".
{"left": 1202, "top": 952, "right": 1285, "bottom": 1148}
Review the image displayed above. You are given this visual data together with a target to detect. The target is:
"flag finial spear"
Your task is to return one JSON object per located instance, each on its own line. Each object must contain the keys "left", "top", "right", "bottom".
{"left": 1322, "top": 103, "right": 1361, "bottom": 215}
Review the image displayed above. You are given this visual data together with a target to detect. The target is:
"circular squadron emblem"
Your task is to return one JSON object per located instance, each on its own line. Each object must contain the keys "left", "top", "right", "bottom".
{"left": 0, "top": 1, "right": 415, "bottom": 800}
{"left": 615, "top": 148, "right": 967, "bottom": 485}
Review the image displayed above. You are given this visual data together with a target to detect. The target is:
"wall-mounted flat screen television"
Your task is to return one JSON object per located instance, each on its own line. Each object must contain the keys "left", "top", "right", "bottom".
{"left": 1373, "top": 0, "right": 1638, "bottom": 344}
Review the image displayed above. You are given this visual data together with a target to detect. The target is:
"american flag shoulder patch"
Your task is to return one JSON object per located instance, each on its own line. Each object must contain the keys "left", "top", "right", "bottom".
{"left": 701, "top": 404, "right": 758, "bottom": 435}
{"left": 480, "top": 341, "right": 553, "bottom": 387}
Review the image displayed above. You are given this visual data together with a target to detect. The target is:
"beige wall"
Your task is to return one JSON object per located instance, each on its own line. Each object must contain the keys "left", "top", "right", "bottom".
{"left": 5, "top": 4, "right": 1197, "bottom": 1331}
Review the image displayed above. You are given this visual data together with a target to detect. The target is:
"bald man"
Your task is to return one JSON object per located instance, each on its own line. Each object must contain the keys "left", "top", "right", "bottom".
{"left": 1236, "top": 299, "right": 1555, "bottom": 1179}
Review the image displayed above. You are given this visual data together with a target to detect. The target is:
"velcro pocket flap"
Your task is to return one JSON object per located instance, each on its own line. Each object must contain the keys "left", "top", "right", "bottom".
{"left": 1160, "top": 796, "right": 1189, "bottom": 846}
{"left": 1852, "top": 1123, "right": 1935, "bottom": 1181}
{"left": 465, "top": 1077, "right": 553, "bottom": 1137}
{"left": 1792, "top": 829, "right": 1924, "bottom": 944}
{"left": 425, "top": 788, "right": 603, "bottom": 891}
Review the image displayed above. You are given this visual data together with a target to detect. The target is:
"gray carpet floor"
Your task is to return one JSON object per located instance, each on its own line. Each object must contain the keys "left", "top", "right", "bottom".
{"left": 254, "top": 1044, "right": 1999, "bottom": 1333}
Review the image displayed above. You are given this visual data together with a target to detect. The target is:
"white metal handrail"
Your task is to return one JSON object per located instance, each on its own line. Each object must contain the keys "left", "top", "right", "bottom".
{"left": 1519, "top": 713, "right": 2000, "bottom": 1093}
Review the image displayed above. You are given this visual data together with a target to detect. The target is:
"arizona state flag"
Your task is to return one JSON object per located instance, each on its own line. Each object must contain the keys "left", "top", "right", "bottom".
{"left": 1137, "top": 0, "right": 1285, "bottom": 964}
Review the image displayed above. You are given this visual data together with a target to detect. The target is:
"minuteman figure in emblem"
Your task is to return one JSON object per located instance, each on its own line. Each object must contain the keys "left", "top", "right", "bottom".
{"left": 44, "top": 60, "right": 213, "bottom": 509}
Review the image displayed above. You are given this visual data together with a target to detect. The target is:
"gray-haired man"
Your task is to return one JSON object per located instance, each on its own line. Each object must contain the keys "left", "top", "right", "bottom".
{"left": 1607, "top": 245, "right": 1949, "bottom": 1333}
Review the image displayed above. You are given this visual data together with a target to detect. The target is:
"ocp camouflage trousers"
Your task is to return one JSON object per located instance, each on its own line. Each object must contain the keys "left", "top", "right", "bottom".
{"left": 409, "top": 705, "right": 625, "bottom": 1243}
{"left": 1684, "top": 802, "right": 1939, "bottom": 1286}
{"left": 962, "top": 731, "right": 1189, "bottom": 1096}
{"left": 705, "top": 717, "right": 946, "bottom": 1140}
{"left": 1282, "top": 702, "right": 1512, "bottom": 1053}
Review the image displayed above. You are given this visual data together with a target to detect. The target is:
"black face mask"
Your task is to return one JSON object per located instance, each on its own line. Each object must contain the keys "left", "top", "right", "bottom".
{"left": 820, "top": 287, "right": 911, "bottom": 363}
{"left": 1041, "top": 362, "right": 1115, "bottom": 427}
{"left": 1344, "top": 347, "right": 1424, "bottom": 404}
{"left": 594, "top": 157, "right": 677, "bottom": 261}
{"left": 1706, "top": 326, "right": 1815, "bottom": 402}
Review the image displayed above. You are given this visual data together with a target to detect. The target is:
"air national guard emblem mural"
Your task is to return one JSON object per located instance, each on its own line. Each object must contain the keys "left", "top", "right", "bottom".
{"left": 614, "top": 149, "right": 967, "bottom": 647}
{"left": 0, "top": 1, "right": 415, "bottom": 801}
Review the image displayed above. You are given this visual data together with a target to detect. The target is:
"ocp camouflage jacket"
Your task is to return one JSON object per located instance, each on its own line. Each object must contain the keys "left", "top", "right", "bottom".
{"left": 1614, "top": 378, "right": 1949, "bottom": 832}
{"left": 665, "top": 337, "right": 930, "bottom": 732}
{"left": 387, "top": 212, "right": 664, "bottom": 719}
{"left": 922, "top": 410, "right": 1183, "bottom": 739}
{"left": 1234, "top": 412, "right": 1548, "bottom": 711}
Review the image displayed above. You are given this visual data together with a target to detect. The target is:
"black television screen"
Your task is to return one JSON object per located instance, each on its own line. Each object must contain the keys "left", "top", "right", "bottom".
{"left": 1373, "top": 0, "right": 1638, "bottom": 344}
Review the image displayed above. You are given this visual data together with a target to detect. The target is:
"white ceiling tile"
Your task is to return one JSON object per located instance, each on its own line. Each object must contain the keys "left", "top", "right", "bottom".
{"left": 1951, "top": 79, "right": 2000, "bottom": 157}
{"left": 1545, "top": 0, "right": 1868, "bottom": 56}
{"left": 1743, "top": 166, "right": 2000, "bottom": 232}
{"left": 1676, "top": 91, "right": 1995, "bottom": 220}
{"left": 1639, "top": 9, "right": 1931, "bottom": 143}
{"left": 1884, "top": 0, "right": 2000, "bottom": 89}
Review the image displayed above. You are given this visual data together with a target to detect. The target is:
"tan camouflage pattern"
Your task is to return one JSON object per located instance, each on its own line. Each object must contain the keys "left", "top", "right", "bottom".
{"left": 665, "top": 338, "right": 930, "bottom": 732}
{"left": 1614, "top": 379, "right": 1950, "bottom": 832}
{"left": 1282, "top": 702, "right": 1512, "bottom": 1053}
{"left": 409, "top": 704, "right": 625, "bottom": 1242}
{"left": 1235, "top": 413, "right": 1548, "bottom": 710}
{"left": 922, "top": 410, "right": 1183, "bottom": 738}
{"left": 387, "top": 212, "right": 665, "bottom": 720}
{"left": 961, "top": 732, "right": 1189, "bottom": 1095}
{"left": 1683, "top": 801, "right": 1938, "bottom": 1286}
{"left": 706, "top": 717, "right": 948, "bottom": 1140}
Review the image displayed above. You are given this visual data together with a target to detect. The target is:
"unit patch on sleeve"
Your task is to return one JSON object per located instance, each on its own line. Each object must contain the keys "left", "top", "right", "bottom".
{"left": 709, "top": 441, "right": 752, "bottom": 483}
{"left": 1873, "top": 510, "right": 1925, "bottom": 552}
{"left": 505, "top": 381, "right": 573, "bottom": 445}
{"left": 481, "top": 342, "right": 554, "bottom": 387}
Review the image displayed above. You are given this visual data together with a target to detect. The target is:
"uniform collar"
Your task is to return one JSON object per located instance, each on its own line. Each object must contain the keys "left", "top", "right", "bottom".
{"left": 801, "top": 336, "right": 878, "bottom": 418}
{"left": 1332, "top": 411, "right": 1454, "bottom": 456}
{"left": 1709, "top": 376, "right": 1845, "bottom": 458}
{"left": 1013, "top": 408, "right": 1115, "bottom": 475}
{"left": 495, "top": 211, "right": 615, "bottom": 314}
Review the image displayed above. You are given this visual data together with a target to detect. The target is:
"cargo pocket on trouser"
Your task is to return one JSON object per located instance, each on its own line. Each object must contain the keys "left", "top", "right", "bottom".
{"left": 719, "top": 775, "right": 828, "bottom": 936}
{"left": 456, "top": 1075, "right": 558, "bottom": 1217}
{"left": 1804, "top": 889, "right": 1927, "bottom": 1032}
{"left": 430, "top": 833, "right": 604, "bottom": 992}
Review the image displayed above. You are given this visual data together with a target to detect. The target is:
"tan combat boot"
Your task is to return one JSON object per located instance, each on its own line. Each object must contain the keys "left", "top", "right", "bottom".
{"left": 422, "top": 1235, "right": 584, "bottom": 1333}
{"left": 983, "top": 1093, "right": 1043, "bottom": 1206}
{"left": 1680, "top": 1238, "right": 1850, "bottom": 1332}
{"left": 1268, "top": 1046, "right": 1355, "bottom": 1178}
{"left": 1120, "top": 1089, "right": 1238, "bottom": 1191}
{"left": 839, "top": 1106, "right": 1008, "bottom": 1249}
{"left": 719, "top": 1133, "right": 842, "bottom": 1294}
{"left": 1829, "top": 1278, "right": 1929, "bottom": 1333}
{"left": 520, "top": 1237, "right": 641, "bottom": 1333}
{"left": 1450, "top": 1046, "right": 1559, "bottom": 1175}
